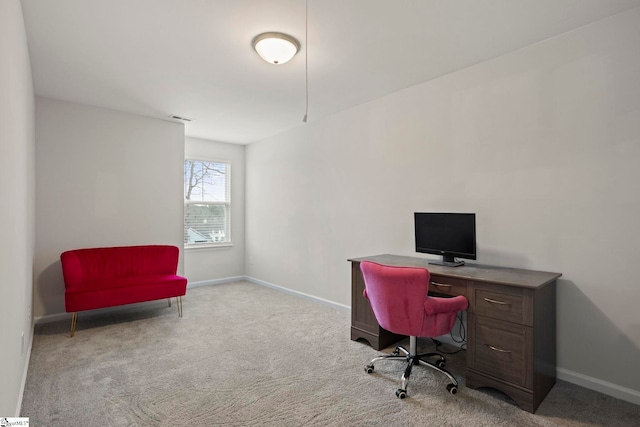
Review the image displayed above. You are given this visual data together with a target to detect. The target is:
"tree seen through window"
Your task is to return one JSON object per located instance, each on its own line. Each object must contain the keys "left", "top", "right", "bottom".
{"left": 184, "top": 159, "right": 230, "bottom": 245}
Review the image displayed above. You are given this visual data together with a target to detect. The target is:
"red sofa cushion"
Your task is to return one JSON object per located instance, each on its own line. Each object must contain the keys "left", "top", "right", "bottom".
{"left": 61, "top": 245, "right": 187, "bottom": 313}
{"left": 65, "top": 274, "right": 187, "bottom": 312}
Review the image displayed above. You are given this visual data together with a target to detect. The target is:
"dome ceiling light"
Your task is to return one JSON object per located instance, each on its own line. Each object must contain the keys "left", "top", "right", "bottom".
{"left": 252, "top": 32, "right": 300, "bottom": 65}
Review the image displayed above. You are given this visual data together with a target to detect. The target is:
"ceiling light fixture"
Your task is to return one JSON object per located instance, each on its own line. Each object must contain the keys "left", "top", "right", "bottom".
{"left": 252, "top": 32, "right": 300, "bottom": 65}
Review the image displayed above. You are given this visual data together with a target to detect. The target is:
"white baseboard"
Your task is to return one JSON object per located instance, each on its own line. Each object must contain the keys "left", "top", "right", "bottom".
{"left": 245, "top": 276, "right": 350, "bottom": 313}
{"left": 35, "top": 311, "right": 73, "bottom": 325}
{"left": 187, "top": 276, "right": 245, "bottom": 288}
{"left": 557, "top": 367, "right": 640, "bottom": 406}
{"left": 16, "top": 326, "right": 33, "bottom": 416}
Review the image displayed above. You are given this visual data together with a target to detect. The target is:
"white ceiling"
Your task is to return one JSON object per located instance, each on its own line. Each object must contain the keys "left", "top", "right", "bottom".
{"left": 21, "top": 0, "right": 640, "bottom": 144}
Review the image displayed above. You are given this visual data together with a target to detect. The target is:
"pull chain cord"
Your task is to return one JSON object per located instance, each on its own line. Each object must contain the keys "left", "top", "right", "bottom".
{"left": 302, "top": 0, "right": 309, "bottom": 122}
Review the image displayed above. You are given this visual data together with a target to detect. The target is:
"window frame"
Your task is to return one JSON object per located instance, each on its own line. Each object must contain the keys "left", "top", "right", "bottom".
{"left": 183, "top": 157, "right": 232, "bottom": 250}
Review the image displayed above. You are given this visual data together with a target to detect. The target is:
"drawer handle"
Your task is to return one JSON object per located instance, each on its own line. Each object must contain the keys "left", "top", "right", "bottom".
{"left": 485, "top": 344, "right": 512, "bottom": 354}
{"left": 431, "top": 282, "right": 452, "bottom": 288}
{"left": 483, "top": 297, "right": 510, "bottom": 305}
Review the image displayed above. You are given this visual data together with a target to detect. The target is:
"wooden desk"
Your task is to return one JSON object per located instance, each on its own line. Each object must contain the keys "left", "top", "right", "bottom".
{"left": 348, "top": 254, "right": 562, "bottom": 413}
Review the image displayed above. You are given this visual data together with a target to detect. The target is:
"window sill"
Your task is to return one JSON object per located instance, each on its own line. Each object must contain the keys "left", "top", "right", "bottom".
{"left": 185, "top": 243, "right": 233, "bottom": 251}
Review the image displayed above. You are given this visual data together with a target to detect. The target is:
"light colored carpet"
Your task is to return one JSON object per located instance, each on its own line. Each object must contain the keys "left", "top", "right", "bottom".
{"left": 22, "top": 281, "right": 640, "bottom": 426}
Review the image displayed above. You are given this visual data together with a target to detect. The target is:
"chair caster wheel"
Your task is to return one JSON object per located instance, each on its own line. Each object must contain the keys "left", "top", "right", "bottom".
{"left": 365, "top": 364, "right": 374, "bottom": 374}
{"left": 395, "top": 389, "right": 407, "bottom": 399}
{"left": 436, "top": 360, "right": 445, "bottom": 368}
{"left": 447, "top": 384, "right": 457, "bottom": 395}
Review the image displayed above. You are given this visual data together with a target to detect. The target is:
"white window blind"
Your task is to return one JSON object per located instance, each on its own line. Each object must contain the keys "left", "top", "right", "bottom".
{"left": 184, "top": 159, "right": 231, "bottom": 247}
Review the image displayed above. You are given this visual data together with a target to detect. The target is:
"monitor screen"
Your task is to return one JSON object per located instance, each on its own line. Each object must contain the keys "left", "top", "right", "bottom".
{"left": 414, "top": 212, "right": 476, "bottom": 266}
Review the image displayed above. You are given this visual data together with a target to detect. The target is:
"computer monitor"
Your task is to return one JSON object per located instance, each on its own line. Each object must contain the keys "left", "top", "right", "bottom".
{"left": 414, "top": 212, "right": 476, "bottom": 267}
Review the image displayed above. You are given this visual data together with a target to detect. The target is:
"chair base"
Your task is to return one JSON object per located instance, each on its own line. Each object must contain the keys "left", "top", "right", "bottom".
{"left": 365, "top": 336, "right": 459, "bottom": 398}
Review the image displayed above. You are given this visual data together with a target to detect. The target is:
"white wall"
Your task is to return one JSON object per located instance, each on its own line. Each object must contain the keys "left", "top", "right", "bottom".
{"left": 0, "top": 0, "right": 35, "bottom": 416}
{"left": 246, "top": 8, "right": 640, "bottom": 401}
{"left": 34, "top": 98, "right": 185, "bottom": 318}
{"left": 184, "top": 137, "right": 245, "bottom": 283}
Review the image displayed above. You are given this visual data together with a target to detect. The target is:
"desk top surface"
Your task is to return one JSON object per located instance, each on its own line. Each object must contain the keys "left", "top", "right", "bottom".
{"left": 348, "top": 254, "right": 562, "bottom": 289}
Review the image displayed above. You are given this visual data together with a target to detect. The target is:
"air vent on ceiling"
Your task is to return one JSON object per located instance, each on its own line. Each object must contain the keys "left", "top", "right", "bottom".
{"left": 168, "top": 114, "right": 193, "bottom": 122}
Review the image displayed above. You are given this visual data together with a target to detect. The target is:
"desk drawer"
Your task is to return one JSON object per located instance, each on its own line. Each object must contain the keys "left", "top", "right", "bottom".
{"left": 475, "top": 287, "right": 529, "bottom": 325}
{"left": 429, "top": 275, "right": 468, "bottom": 298}
{"left": 469, "top": 315, "right": 532, "bottom": 387}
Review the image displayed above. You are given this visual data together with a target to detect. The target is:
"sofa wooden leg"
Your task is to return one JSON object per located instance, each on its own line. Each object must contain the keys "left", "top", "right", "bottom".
{"left": 167, "top": 298, "right": 172, "bottom": 307}
{"left": 177, "top": 296, "right": 183, "bottom": 318}
{"left": 70, "top": 312, "right": 78, "bottom": 337}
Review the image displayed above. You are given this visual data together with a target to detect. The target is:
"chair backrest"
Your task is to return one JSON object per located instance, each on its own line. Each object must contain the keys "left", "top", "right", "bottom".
{"left": 360, "top": 261, "right": 430, "bottom": 337}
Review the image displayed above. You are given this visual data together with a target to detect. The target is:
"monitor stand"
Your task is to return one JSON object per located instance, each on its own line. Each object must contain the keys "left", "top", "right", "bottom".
{"left": 428, "top": 256, "right": 465, "bottom": 267}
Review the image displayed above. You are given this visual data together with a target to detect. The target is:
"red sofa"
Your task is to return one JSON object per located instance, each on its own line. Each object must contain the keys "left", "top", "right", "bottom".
{"left": 60, "top": 245, "right": 187, "bottom": 336}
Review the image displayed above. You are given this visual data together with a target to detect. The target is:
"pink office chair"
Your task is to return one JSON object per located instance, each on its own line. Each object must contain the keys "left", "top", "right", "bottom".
{"left": 360, "top": 261, "right": 468, "bottom": 398}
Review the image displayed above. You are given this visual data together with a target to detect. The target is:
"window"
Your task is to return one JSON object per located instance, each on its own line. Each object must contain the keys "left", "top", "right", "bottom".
{"left": 184, "top": 159, "right": 231, "bottom": 247}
